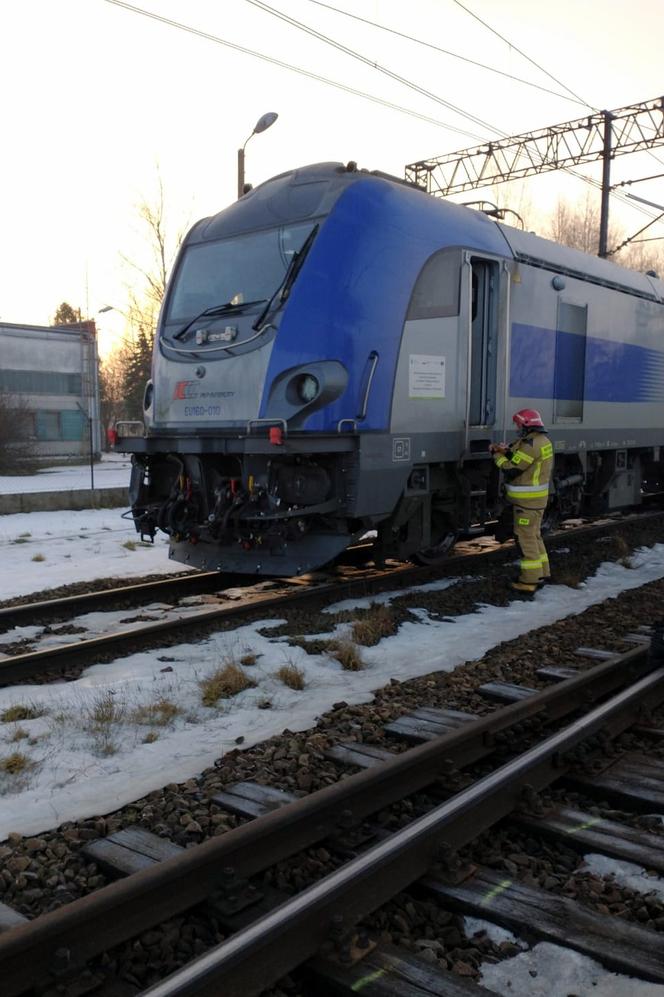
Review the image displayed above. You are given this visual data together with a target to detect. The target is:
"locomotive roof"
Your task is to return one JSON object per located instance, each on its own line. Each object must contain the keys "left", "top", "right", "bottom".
{"left": 496, "top": 223, "right": 664, "bottom": 302}
{"left": 188, "top": 162, "right": 664, "bottom": 303}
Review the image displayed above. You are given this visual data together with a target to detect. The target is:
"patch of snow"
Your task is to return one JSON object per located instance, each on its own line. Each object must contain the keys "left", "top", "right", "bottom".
{"left": 478, "top": 940, "right": 664, "bottom": 996}
{"left": 578, "top": 853, "right": 664, "bottom": 901}
{"left": 0, "top": 508, "right": 189, "bottom": 600}
{"left": 0, "top": 453, "right": 131, "bottom": 494}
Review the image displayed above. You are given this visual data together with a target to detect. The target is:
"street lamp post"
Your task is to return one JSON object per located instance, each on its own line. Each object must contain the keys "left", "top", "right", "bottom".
{"left": 237, "top": 112, "right": 278, "bottom": 200}
{"left": 76, "top": 400, "right": 95, "bottom": 495}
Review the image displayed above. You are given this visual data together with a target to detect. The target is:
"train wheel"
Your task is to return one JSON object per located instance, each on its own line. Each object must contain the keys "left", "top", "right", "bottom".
{"left": 413, "top": 507, "right": 458, "bottom": 565}
{"left": 413, "top": 530, "right": 458, "bottom": 565}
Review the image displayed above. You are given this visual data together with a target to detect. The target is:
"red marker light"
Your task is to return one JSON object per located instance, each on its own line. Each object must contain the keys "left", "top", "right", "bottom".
{"left": 269, "top": 426, "right": 284, "bottom": 446}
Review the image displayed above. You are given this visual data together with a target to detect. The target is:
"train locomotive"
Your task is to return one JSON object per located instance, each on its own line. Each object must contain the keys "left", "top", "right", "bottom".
{"left": 117, "top": 161, "right": 664, "bottom": 575}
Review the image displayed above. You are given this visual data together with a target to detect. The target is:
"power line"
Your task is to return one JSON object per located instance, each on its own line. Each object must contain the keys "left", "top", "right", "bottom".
{"left": 306, "top": 0, "right": 586, "bottom": 106}
{"left": 452, "top": 0, "right": 587, "bottom": 105}
{"left": 102, "top": 0, "right": 484, "bottom": 141}
{"left": 245, "top": 0, "right": 508, "bottom": 139}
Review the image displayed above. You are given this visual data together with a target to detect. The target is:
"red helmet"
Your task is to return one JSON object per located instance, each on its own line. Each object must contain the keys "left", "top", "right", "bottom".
{"left": 513, "top": 408, "right": 544, "bottom": 429}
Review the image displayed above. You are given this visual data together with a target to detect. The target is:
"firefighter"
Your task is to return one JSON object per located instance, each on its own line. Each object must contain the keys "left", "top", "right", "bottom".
{"left": 490, "top": 409, "right": 554, "bottom": 594}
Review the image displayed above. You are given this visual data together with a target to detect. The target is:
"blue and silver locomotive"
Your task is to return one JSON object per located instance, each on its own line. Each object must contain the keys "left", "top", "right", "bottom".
{"left": 118, "top": 162, "right": 664, "bottom": 574}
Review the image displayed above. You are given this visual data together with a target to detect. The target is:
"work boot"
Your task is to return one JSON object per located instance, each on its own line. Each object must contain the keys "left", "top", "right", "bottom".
{"left": 511, "top": 580, "right": 538, "bottom": 594}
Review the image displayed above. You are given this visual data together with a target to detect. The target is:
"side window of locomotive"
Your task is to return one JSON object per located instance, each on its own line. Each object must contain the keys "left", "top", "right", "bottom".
{"left": 407, "top": 250, "right": 461, "bottom": 320}
{"left": 553, "top": 301, "right": 588, "bottom": 422}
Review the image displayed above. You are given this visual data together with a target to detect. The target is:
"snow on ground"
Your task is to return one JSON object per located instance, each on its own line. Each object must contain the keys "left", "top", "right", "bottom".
{"left": 0, "top": 508, "right": 189, "bottom": 600}
{"left": 0, "top": 543, "right": 663, "bottom": 840}
{"left": 0, "top": 453, "right": 131, "bottom": 494}
{"left": 0, "top": 455, "right": 189, "bottom": 600}
{"left": 477, "top": 940, "right": 664, "bottom": 996}
{"left": 578, "top": 853, "right": 664, "bottom": 902}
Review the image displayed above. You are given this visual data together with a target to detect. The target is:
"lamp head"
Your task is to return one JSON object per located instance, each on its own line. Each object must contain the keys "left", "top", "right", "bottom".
{"left": 253, "top": 111, "right": 278, "bottom": 135}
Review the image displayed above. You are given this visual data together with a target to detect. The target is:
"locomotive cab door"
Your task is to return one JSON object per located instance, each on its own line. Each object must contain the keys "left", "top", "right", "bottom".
{"left": 467, "top": 257, "right": 499, "bottom": 432}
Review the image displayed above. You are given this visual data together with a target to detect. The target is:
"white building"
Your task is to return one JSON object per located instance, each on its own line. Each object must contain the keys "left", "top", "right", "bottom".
{"left": 0, "top": 320, "right": 101, "bottom": 459}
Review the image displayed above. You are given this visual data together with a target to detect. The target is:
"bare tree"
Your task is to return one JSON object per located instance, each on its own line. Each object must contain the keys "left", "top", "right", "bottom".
{"left": 0, "top": 393, "right": 38, "bottom": 474}
{"left": 99, "top": 346, "right": 130, "bottom": 436}
{"left": 547, "top": 194, "right": 664, "bottom": 275}
{"left": 547, "top": 193, "right": 606, "bottom": 254}
{"left": 613, "top": 239, "right": 664, "bottom": 276}
{"left": 99, "top": 172, "right": 188, "bottom": 423}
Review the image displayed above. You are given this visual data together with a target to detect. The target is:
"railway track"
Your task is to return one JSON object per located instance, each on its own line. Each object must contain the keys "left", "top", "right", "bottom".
{"left": 1, "top": 511, "right": 661, "bottom": 688}
{"left": 1, "top": 630, "right": 663, "bottom": 996}
{"left": 0, "top": 540, "right": 382, "bottom": 630}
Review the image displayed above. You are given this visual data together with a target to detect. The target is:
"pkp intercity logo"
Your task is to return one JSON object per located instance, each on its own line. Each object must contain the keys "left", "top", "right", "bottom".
{"left": 173, "top": 380, "right": 198, "bottom": 400}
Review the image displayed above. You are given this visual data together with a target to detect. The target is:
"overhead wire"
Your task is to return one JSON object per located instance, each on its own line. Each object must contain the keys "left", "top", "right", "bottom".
{"left": 451, "top": 0, "right": 587, "bottom": 105}
{"left": 306, "top": 0, "right": 587, "bottom": 107}
{"left": 101, "top": 0, "right": 485, "bottom": 142}
{"left": 244, "top": 0, "right": 510, "bottom": 139}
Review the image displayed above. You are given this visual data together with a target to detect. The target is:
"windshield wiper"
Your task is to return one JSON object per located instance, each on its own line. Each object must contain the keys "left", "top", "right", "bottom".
{"left": 173, "top": 299, "right": 266, "bottom": 341}
{"left": 252, "top": 224, "right": 319, "bottom": 331}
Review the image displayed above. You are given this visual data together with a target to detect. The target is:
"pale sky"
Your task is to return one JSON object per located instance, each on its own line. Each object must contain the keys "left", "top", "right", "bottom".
{"left": 1, "top": 0, "right": 663, "bottom": 357}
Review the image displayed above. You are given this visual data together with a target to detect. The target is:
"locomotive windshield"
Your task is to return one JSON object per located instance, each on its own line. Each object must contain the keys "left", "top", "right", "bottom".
{"left": 164, "top": 221, "right": 318, "bottom": 328}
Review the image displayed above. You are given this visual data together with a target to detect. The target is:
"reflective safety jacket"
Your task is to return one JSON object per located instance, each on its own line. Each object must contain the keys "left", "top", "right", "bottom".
{"left": 494, "top": 431, "right": 554, "bottom": 509}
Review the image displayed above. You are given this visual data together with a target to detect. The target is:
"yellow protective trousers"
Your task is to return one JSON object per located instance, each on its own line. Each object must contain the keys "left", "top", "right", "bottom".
{"left": 513, "top": 506, "right": 550, "bottom": 584}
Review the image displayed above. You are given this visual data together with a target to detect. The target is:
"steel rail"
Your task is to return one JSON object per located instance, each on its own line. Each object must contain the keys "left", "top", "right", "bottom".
{"left": 0, "top": 571, "right": 221, "bottom": 630}
{"left": 0, "top": 541, "right": 380, "bottom": 630}
{"left": 0, "top": 645, "right": 652, "bottom": 996}
{"left": 142, "top": 665, "right": 664, "bottom": 997}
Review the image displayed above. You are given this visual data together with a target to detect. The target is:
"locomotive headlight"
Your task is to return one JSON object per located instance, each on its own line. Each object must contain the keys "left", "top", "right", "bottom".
{"left": 296, "top": 373, "right": 319, "bottom": 403}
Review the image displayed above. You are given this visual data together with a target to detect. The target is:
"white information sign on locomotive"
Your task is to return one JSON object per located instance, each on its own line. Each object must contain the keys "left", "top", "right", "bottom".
{"left": 408, "top": 354, "right": 446, "bottom": 399}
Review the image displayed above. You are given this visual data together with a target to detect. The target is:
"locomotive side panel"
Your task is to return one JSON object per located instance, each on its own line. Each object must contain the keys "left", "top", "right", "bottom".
{"left": 508, "top": 262, "right": 664, "bottom": 445}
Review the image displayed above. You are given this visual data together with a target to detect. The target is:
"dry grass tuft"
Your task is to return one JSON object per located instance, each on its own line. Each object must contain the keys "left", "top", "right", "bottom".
{"left": 351, "top": 603, "right": 395, "bottom": 645}
{"left": 614, "top": 535, "right": 634, "bottom": 568}
{"left": 1, "top": 704, "right": 44, "bottom": 723}
{"left": 142, "top": 731, "right": 159, "bottom": 744}
{"left": 0, "top": 751, "right": 34, "bottom": 775}
{"left": 132, "top": 698, "right": 181, "bottom": 726}
{"left": 327, "top": 639, "right": 365, "bottom": 671}
{"left": 240, "top": 652, "right": 258, "bottom": 667}
{"left": 31, "top": 553, "right": 45, "bottom": 562}
{"left": 200, "top": 662, "right": 257, "bottom": 706}
{"left": 84, "top": 691, "right": 125, "bottom": 730}
{"left": 9, "top": 726, "right": 29, "bottom": 742}
{"left": 122, "top": 540, "right": 137, "bottom": 551}
{"left": 275, "top": 664, "right": 306, "bottom": 690}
